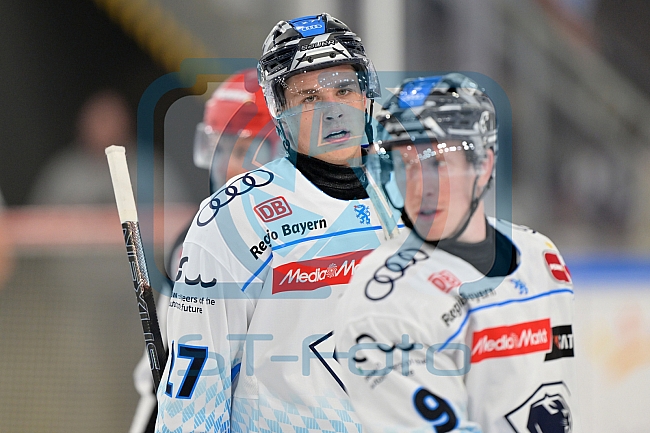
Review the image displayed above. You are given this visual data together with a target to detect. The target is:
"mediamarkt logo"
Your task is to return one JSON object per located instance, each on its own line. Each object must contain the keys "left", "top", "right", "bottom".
{"left": 471, "top": 319, "right": 551, "bottom": 363}
{"left": 272, "top": 250, "right": 372, "bottom": 294}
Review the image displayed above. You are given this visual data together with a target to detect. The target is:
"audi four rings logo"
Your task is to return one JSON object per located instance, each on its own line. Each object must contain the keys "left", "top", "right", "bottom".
{"left": 296, "top": 23, "right": 323, "bottom": 31}
{"left": 365, "top": 248, "right": 429, "bottom": 301}
{"left": 197, "top": 169, "right": 274, "bottom": 226}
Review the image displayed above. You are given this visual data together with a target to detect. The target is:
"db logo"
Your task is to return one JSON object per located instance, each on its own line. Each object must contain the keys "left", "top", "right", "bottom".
{"left": 254, "top": 196, "right": 292, "bottom": 222}
{"left": 428, "top": 270, "right": 461, "bottom": 294}
{"left": 544, "top": 252, "right": 571, "bottom": 283}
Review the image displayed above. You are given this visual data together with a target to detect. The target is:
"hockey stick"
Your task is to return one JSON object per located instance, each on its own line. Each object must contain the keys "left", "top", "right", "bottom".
{"left": 106, "top": 145, "right": 166, "bottom": 391}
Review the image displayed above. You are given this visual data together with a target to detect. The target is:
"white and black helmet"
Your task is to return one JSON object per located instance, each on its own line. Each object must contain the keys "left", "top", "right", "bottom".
{"left": 377, "top": 73, "right": 497, "bottom": 169}
{"left": 375, "top": 73, "right": 498, "bottom": 241}
{"left": 257, "top": 13, "right": 380, "bottom": 119}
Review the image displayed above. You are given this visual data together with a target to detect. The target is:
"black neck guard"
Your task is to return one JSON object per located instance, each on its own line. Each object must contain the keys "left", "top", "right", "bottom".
{"left": 402, "top": 212, "right": 517, "bottom": 277}
{"left": 289, "top": 150, "right": 369, "bottom": 201}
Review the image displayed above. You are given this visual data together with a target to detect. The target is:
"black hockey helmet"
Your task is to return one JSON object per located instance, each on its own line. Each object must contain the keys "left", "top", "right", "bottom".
{"left": 375, "top": 73, "right": 497, "bottom": 240}
{"left": 257, "top": 13, "right": 380, "bottom": 120}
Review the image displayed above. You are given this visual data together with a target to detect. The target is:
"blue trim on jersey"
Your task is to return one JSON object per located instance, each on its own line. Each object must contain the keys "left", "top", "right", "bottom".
{"left": 242, "top": 224, "right": 407, "bottom": 292}
{"left": 439, "top": 288, "right": 574, "bottom": 351}
{"left": 274, "top": 225, "right": 384, "bottom": 250}
{"left": 231, "top": 362, "right": 241, "bottom": 383}
{"left": 273, "top": 224, "right": 407, "bottom": 251}
{"left": 242, "top": 253, "right": 273, "bottom": 292}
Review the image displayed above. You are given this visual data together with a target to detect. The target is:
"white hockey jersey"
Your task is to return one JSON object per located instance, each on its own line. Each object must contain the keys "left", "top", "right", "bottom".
{"left": 335, "top": 220, "right": 576, "bottom": 433}
{"left": 156, "top": 157, "right": 395, "bottom": 432}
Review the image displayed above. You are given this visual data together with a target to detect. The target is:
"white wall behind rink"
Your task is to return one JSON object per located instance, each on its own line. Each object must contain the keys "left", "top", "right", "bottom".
{"left": 571, "top": 258, "right": 650, "bottom": 432}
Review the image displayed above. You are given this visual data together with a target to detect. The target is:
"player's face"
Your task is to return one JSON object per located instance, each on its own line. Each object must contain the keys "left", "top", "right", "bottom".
{"left": 398, "top": 141, "right": 481, "bottom": 241}
{"left": 281, "top": 65, "right": 366, "bottom": 165}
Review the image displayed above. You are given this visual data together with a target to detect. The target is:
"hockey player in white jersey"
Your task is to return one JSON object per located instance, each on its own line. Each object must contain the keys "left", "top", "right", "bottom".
{"left": 156, "top": 13, "right": 397, "bottom": 432}
{"left": 130, "top": 68, "right": 282, "bottom": 433}
{"left": 335, "top": 74, "right": 576, "bottom": 432}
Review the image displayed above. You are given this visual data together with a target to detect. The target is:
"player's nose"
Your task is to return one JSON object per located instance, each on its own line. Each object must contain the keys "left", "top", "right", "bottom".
{"left": 322, "top": 101, "right": 344, "bottom": 121}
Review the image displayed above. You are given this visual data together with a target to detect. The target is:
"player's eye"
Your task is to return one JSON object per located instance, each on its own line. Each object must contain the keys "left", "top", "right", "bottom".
{"left": 433, "top": 158, "right": 447, "bottom": 168}
{"left": 422, "top": 158, "right": 446, "bottom": 172}
{"left": 302, "top": 94, "right": 317, "bottom": 103}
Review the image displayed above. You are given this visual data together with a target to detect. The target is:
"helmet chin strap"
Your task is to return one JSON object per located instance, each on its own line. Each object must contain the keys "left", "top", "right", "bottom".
{"left": 445, "top": 174, "right": 492, "bottom": 242}
{"left": 274, "top": 120, "right": 291, "bottom": 154}
{"left": 363, "top": 100, "right": 375, "bottom": 148}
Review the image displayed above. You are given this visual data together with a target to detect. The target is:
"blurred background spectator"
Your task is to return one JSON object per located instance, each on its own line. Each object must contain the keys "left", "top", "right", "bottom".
{"left": 28, "top": 90, "right": 133, "bottom": 205}
{"left": 27, "top": 89, "right": 188, "bottom": 205}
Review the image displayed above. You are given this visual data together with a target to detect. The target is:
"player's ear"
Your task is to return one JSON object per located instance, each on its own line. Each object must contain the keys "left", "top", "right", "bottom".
{"left": 476, "top": 149, "right": 495, "bottom": 189}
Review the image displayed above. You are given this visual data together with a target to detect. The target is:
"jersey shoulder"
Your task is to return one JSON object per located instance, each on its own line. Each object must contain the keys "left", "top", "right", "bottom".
{"left": 493, "top": 218, "right": 563, "bottom": 254}
{"left": 188, "top": 159, "right": 299, "bottom": 232}
{"left": 492, "top": 219, "right": 573, "bottom": 289}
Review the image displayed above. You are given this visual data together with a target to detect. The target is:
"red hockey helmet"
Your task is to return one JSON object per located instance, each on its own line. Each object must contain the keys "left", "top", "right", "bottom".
{"left": 193, "top": 68, "right": 281, "bottom": 191}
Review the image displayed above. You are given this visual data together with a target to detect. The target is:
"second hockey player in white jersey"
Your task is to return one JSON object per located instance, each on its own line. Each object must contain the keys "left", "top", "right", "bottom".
{"left": 155, "top": 14, "right": 399, "bottom": 433}
{"left": 130, "top": 68, "right": 283, "bottom": 433}
{"left": 335, "top": 74, "right": 577, "bottom": 432}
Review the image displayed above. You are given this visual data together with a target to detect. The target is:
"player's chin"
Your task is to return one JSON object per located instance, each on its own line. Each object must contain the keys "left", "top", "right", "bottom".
{"left": 414, "top": 214, "right": 445, "bottom": 241}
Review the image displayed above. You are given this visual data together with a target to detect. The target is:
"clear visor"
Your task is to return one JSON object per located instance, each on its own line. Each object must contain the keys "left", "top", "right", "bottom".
{"left": 193, "top": 122, "right": 281, "bottom": 191}
{"left": 382, "top": 138, "right": 496, "bottom": 242}
{"left": 193, "top": 122, "right": 228, "bottom": 169}
{"left": 276, "top": 69, "right": 369, "bottom": 157}
{"left": 383, "top": 140, "right": 480, "bottom": 210}
{"left": 274, "top": 69, "right": 366, "bottom": 118}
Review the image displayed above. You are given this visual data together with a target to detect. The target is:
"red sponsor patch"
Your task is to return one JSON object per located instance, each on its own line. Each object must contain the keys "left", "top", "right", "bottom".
{"left": 254, "top": 196, "right": 292, "bottom": 222}
{"left": 544, "top": 251, "right": 571, "bottom": 283}
{"left": 470, "top": 319, "right": 552, "bottom": 363}
{"left": 427, "top": 270, "right": 461, "bottom": 294}
{"left": 273, "top": 250, "right": 372, "bottom": 294}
